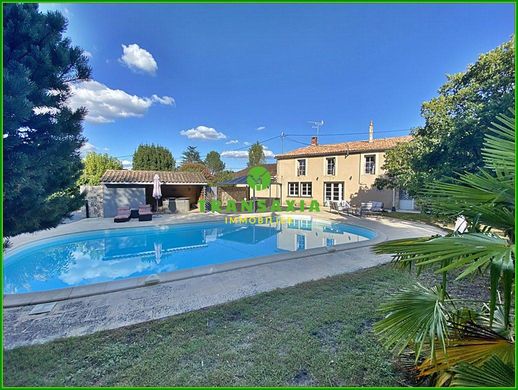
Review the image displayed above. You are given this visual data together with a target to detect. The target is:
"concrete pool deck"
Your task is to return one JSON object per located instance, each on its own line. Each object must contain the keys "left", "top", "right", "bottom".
{"left": 3, "top": 212, "right": 444, "bottom": 349}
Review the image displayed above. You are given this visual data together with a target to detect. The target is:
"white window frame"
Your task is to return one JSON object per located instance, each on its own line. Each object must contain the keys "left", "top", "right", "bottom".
{"left": 325, "top": 157, "right": 336, "bottom": 176}
{"left": 300, "top": 182, "right": 312, "bottom": 197}
{"left": 364, "top": 154, "right": 376, "bottom": 175}
{"left": 324, "top": 182, "right": 344, "bottom": 202}
{"left": 300, "top": 219, "right": 312, "bottom": 230}
{"left": 296, "top": 159, "right": 307, "bottom": 176}
{"left": 288, "top": 182, "right": 299, "bottom": 197}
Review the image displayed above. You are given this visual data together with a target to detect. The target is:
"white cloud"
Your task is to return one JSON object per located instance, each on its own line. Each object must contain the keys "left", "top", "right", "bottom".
{"left": 180, "top": 125, "right": 226, "bottom": 140}
{"left": 225, "top": 139, "right": 239, "bottom": 145}
{"left": 67, "top": 80, "right": 174, "bottom": 124}
{"left": 263, "top": 147, "right": 275, "bottom": 158}
{"left": 121, "top": 160, "right": 132, "bottom": 169}
{"left": 256, "top": 126, "right": 266, "bottom": 131}
{"left": 83, "top": 50, "right": 93, "bottom": 58}
{"left": 151, "top": 94, "right": 175, "bottom": 105}
{"left": 221, "top": 150, "right": 248, "bottom": 158}
{"left": 221, "top": 146, "right": 275, "bottom": 159}
{"left": 244, "top": 141, "right": 251, "bottom": 146}
{"left": 80, "top": 142, "right": 97, "bottom": 155}
{"left": 33, "top": 106, "right": 60, "bottom": 116}
{"left": 120, "top": 44, "right": 158, "bottom": 75}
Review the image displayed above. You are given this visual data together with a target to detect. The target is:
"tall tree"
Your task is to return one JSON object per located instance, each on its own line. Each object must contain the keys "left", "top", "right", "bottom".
{"left": 181, "top": 146, "right": 201, "bottom": 164}
{"left": 376, "top": 37, "right": 515, "bottom": 196}
{"left": 78, "top": 152, "right": 123, "bottom": 185}
{"left": 3, "top": 4, "right": 91, "bottom": 237}
{"left": 204, "top": 150, "right": 225, "bottom": 175}
{"left": 132, "top": 144, "right": 175, "bottom": 171}
{"left": 248, "top": 142, "right": 266, "bottom": 167}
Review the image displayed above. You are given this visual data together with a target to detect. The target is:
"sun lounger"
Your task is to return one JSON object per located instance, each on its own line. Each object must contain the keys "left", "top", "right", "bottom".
{"left": 138, "top": 204, "right": 152, "bottom": 221}
{"left": 360, "top": 201, "right": 385, "bottom": 213}
{"left": 114, "top": 207, "right": 131, "bottom": 223}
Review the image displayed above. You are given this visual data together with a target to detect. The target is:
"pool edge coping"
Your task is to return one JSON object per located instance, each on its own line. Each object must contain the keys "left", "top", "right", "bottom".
{"left": 3, "top": 212, "right": 387, "bottom": 308}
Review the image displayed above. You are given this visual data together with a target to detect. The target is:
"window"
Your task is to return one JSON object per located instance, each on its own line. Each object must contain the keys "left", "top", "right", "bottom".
{"left": 365, "top": 155, "right": 376, "bottom": 174}
{"left": 325, "top": 238, "right": 335, "bottom": 247}
{"left": 324, "top": 182, "right": 343, "bottom": 202}
{"left": 288, "top": 182, "right": 299, "bottom": 197}
{"left": 326, "top": 157, "right": 336, "bottom": 175}
{"left": 300, "top": 219, "right": 312, "bottom": 230}
{"left": 297, "top": 159, "right": 306, "bottom": 176}
{"left": 300, "top": 182, "right": 312, "bottom": 197}
{"left": 296, "top": 234, "right": 306, "bottom": 251}
{"left": 288, "top": 219, "right": 299, "bottom": 229}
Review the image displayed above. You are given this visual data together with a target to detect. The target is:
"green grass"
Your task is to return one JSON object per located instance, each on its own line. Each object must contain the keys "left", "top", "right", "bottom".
{"left": 4, "top": 265, "right": 422, "bottom": 387}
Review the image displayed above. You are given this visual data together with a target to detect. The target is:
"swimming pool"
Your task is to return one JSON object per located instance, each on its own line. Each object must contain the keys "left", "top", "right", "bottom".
{"left": 4, "top": 218, "right": 375, "bottom": 294}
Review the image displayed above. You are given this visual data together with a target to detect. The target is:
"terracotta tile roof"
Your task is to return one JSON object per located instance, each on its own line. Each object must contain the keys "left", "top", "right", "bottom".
{"left": 233, "top": 163, "right": 277, "bottom": 178}
{"left": 276, "top": 135, "right": 412, "bottom": 159}
{"left": 101, "top": 170, "right": 207, "bottom": 184}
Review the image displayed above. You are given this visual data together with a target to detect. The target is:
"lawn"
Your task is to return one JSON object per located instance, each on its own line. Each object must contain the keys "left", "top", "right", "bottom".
{"left": 3, "top": 264, "right": 486, "bottom": 387}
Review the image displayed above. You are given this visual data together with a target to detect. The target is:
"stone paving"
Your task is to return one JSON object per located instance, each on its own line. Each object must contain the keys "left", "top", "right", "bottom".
{"left": 3, "top": 212, "right": 444, "bottom": 349}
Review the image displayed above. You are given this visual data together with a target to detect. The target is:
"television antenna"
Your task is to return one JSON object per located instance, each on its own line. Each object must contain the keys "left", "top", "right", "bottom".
{"left": 308, "top": 120, "right": 324, "bottom": 138}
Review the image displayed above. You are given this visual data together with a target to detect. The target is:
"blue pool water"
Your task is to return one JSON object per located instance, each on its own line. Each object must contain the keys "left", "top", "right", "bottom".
{"left": 4, "top": 219, "right": 375, "bottom": 294}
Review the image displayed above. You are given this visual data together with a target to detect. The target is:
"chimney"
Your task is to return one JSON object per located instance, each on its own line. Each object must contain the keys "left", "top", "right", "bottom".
{"left": 311, "top": 136, "right": 318, "bottom": 145}
{"left": 368, "top": 120, "right": 374, "bottom": 143}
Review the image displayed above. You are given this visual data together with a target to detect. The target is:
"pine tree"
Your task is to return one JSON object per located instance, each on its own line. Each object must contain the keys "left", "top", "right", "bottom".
{"left": 4, "top": 4, "right": 92, "bottom": 237}
{"left": 181, "top": 146, "right": 202, "bottom": 164}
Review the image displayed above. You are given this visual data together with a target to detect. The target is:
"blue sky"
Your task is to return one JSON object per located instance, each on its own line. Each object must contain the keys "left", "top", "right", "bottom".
{"left": 40, "top": 3, "right": 514, "bottom": 170}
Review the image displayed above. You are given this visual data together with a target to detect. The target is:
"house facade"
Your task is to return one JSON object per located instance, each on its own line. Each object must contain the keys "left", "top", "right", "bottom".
{"left": 275, "top": 123, "right": 412, "bottom": 210}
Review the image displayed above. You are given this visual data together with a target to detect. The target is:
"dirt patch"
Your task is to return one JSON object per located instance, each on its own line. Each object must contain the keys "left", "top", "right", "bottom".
{"left": 311, "top": 321, "right": 344, "bottom": 353}
{"left": 356, "top": 318, "right": 375, "bottom": 335}
{"left": 290, "top": 368, "right": 315, "bottom": 386}
{"left": 225, "top": 310, "right": 243, "bottom": 321}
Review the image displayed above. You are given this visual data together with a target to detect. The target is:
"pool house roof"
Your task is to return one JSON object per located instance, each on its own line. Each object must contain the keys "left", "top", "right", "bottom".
{"left": 101, "top": 170, "right": 207, "bottom": 185}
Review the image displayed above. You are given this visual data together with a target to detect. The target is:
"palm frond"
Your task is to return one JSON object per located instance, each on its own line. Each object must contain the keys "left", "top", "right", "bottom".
{"left": 482, "top": 110, "right": 515, "bottom": 173}
{"left": 374, "top": 283, "right": 450, "bottom": 360}
{"left": 373, "top": 233, "right": 513, "bottom": 276}
{"left": 418, "top": 322, "right": 514, "bottom": 377}
{"left": 477, "top": 302, "right": 510, "bottom": 337}
{"left": 374, "top": 232, "right": 514, "bottom": 326}
{"left": 450, "top": 355, "right": 515, "bottom": 387}
{"left": 422, "top": 170, "right": 514, "bottom": 233}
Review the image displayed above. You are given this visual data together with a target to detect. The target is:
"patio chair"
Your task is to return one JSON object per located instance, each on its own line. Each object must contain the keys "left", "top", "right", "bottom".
{"left": 138, "top": 204, "right": 153, "bottom": 221}
{"left": 114, "top": 207, "right": 131, "bottom": 223}
{"left": 360, "top": 201, "right": 385, "bottom": 214}
{"left": 330, "top": 200, "right": 356, "bottom": 215}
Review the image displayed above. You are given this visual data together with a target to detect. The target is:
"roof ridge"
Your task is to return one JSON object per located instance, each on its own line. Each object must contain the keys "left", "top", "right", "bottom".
{"left": 100, "top": 169, "right": 207, "bottom": 184}
{"left": 276, "top": 134, "right": 412, "bottom": 159}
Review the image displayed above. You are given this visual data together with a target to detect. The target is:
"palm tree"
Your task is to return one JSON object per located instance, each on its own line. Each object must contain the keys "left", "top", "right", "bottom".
{"left": 373, "top": 111, "right": 515, "bottom": 387}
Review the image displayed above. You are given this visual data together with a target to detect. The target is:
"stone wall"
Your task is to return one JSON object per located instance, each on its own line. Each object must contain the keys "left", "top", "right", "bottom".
{"left": 80, "top": 185, "right": 104, "bottom": 218}
{"left": 218, "top": 186, "right": 248, "bottom": 205}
